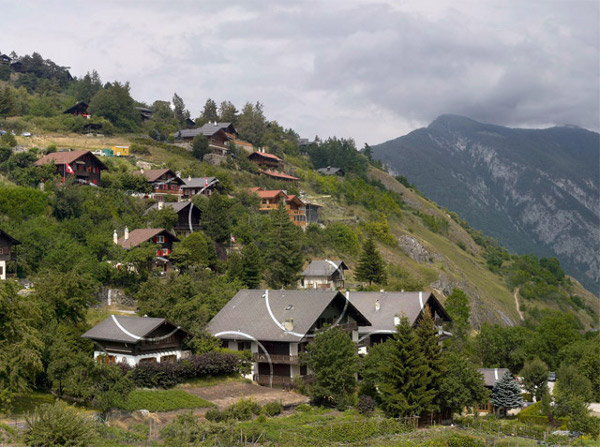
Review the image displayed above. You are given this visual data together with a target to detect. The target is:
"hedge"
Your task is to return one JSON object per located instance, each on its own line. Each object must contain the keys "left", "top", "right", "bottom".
{"left": 130, "top": 352, "right": 240, "bottom": 389}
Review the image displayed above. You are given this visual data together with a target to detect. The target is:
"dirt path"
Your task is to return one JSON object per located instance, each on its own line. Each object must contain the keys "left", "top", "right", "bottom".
{"left": 184, "top": 381, "right": 310, "bottom": 410}
{"left": 514, "top": 287, "right": 524, "bottom": 321}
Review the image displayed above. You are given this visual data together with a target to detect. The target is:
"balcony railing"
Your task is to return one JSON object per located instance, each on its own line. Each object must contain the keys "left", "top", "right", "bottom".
{"left": 254, "top": 353, "right": 300, "bottom": 364}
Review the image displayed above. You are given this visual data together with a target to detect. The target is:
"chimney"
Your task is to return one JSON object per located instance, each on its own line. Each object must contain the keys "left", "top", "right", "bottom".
{"left": 113, "top": 229, "right": 118, "bottom": 244}
{"left": 375, "top": 299, "right": 380, "bottom": 312}
{"left": 158, "top": 201, "right": 164, "bottom": 210}
{"left": 140, "top": 168, "right": 144, "bottom": 174}
{"left": 188, "top": 175, "right": 191, "bottom": 182}
{"left": 284, "top": 318, "right": 294, "bottom": 332}
{"left": 380, "top": 289, "right": 385, "bottom": 293}
{"left": 124, "top": 226, "right": 129, "bottom": 240}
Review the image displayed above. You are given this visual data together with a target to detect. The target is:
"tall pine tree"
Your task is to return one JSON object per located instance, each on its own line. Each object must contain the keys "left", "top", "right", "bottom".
{"left": 355, "top": 236, "right": 387, "bottom": 285}
{"left": 415, "top": 309, "right": 446, "bottom": 418}
{"left": 378, "top": 316, "right": 435, "bottom": 417}
{"left": 264, "top": 201, "right": 303, "bottom": 288}
{"left": 491, "top": 371, "right": 523, "bottom": 414}
{"left": 241, "top": 243, "right": 262, "bottom": 289}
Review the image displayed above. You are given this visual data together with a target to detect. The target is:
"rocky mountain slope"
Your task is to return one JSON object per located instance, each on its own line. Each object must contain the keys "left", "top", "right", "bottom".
{"left": 371, "top": 115, "right": 599, "bottom": 294}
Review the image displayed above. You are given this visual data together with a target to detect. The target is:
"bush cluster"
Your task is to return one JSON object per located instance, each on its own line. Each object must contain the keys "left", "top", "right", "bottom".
{"left": 205, "top": 398, "right": 262, "bottom": 422}
{"left": 130, "top": 352, "right": 240, "bottom": 389}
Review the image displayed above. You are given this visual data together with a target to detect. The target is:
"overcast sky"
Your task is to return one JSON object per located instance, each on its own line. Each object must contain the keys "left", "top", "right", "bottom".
{"left": 2, "top": 0, "right": 598, "bottom": 145}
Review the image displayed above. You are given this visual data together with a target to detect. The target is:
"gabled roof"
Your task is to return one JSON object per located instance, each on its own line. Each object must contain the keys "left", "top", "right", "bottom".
{"left": 478, "top": 368, "right": 512, "bottom": 387}
{"left": 254, "top": 189, "right": 287, "bottom": 200}
{"left": 285, "top": 195, "right": 304, "bottom": 206}
{"left": 348, "top": 291, "right": 451, "bottom": 335}
{"left": 116, "top": 228, "right": 179, "bottom": 249}
{"left": 302, "top": 260, "right": 348, "bottom": 278}
{"left": 81, "top": 315, "right": 188, "bottom": 344}
{"left": 176, "top": 122, "right": 235, "bottom": 139}
{"left": 248, "top": 151, "right": 282, "bottom": 162}
{"left": 207, "top": 289, "right": 371, "bottom": 343}
{"left": 181, "top": 176, "right": 219, "bottom": 189}
{"left": 0, "top": 229, "right": 20, "bottom": 245}
{"left": 132, "top": 169, "right": 184, "bottom": 184}
{"left": 145, "top": 201, "right": 198, "bottom": 215}
{"left": 259, "top": 169, "right": 300, "bottom": 181}
{"left": 34, "top": 150, "right": 107, "bottom": 170}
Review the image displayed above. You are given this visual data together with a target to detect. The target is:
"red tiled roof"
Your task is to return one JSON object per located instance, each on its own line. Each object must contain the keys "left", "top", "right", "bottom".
{"left": 117, "top": 228, "right": 178, "bottom": 249}
{"left": 249, "top": 151, "right": 282, "bottom": 162}
{"left": 259, "top": 169, "right": 300, "bottom": 181}
{"left": 286, "top": 194, "right": 305, "bottom": 206}
{"left": 132, "top": 169, "right": 171, "bottom": 182}
{"left": 35, "top": 150, "right": 106, "bottom": 169}
{"left": 255, "top": 190, "right": 287, "bottom": 199}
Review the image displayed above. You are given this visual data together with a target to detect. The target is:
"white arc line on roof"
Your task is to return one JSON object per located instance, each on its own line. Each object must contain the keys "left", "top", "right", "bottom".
{"left": 419, "top": 292, "right": 424, "bottom": 310}
{"left": 358, "top": 329, "right": 395, "bottom": 343}
{"left": 333, "top": 290, "right": 350, "bottom": 326}
{"left": 263, "top": 290, "right": 304, "bottom": 337}
{"left": 111, "top": 315, "right": 181, "bottom": 342}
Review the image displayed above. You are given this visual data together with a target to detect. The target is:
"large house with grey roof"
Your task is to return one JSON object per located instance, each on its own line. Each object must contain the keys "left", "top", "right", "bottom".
{"left": 206, "top": 289, "right": 371, "bottom": 387}
{"left": 300, "top": 260, "right": 348, "bottom": 290}
{"left": 175, "top": 122, "right": 236, "bottom": 155}
{"left": 181, "top": 176, "right": 219, "bottom": 198}
{"left": 347, "top": 291, "right": 452, "bottom": 347}
{"left": 82, "top": 315, "right": 190, "bottom": 366}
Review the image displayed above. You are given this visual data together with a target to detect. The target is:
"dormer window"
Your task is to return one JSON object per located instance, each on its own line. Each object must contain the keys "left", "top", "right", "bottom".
{"left": 285, "top": 304, "right": 293, "bottom": 311}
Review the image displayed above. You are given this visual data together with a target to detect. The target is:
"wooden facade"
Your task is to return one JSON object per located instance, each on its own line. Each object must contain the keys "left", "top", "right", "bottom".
{"left": 0, "top": 230, "right": 19, "bottom": 280}
{"left": 35, "top": 150, "right": 106, "bottom": 186}
{"left": 253, "top": 189, "right": 307, "bottom": 227}
{"left": 135, "top": 169, "right": 184, "bottom": 199}
{"left": 248, "top": 151, "right": 282, "bottom": 169}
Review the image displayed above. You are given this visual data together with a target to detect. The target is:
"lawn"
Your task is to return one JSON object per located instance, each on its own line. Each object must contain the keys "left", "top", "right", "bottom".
{"left": 122, "top": 390, "right": 214, "bottom": 412}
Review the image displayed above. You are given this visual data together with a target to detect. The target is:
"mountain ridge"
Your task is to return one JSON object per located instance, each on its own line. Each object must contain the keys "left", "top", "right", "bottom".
{"left": 372, "top": 115, "right": 600, "bottom": 294}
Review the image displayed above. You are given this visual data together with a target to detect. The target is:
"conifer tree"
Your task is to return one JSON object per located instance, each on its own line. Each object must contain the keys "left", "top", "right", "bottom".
{"left": 201, "top": 98, "right": 218, "bottom": 123}
{"left": 241, "top": 243, "right": 262, "bottom": 289}
{"left": 378, "top": 316, "right": 435, "bottom": 417}
{"left": 415, "top": 309, "right": 445, "bottom": 416}
{"left": 491, "top": 371, "right": 523, "bottom": 414}
{"left": 264, "top": 201, "right": 303, "bottom": 288}
{"left": 355, "top": 236, "right": 387, "bottom": 285}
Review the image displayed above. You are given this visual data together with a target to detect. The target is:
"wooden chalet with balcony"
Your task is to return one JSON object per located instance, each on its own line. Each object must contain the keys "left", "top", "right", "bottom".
{"left": 0, "top": 229, "right": 20, "bottom": 280}
{"left": 82, "top": 315, "right": 190, "bottom": 366}
{"left": 348, "top": 291, "right": 452, "bottom": 348}
{"left": 63, "top": 101, "right": 89, "bottom": 118}
{"left": 144, "top": 201, "right": 201, "bottom": 236}
{"left": 115, "top": 227, "right": 179, "bottom": 273}
{"left": 35, "top": 150, "right": 106, "bottom": 186}
{"left": 300, "top": 260, "right": 348, "bottom": 290}
{"left": 175, "top": 122, "right": 236, "bottom": 156}
{"left": 133, "top": 169, "right": 184, "bottom": 200}
{"left": 206, "top": 289, "right": 371, "bottom": 387}
{"left": 251, "top": 188, "right": 307, "bottom": 227}
{"left": 248, "top": 151, "right": 282, "bottom": 169}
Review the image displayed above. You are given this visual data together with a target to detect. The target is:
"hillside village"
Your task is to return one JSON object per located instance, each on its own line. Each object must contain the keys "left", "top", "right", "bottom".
{"left": 0, "top": 51, "right": 599, "bottom": 446}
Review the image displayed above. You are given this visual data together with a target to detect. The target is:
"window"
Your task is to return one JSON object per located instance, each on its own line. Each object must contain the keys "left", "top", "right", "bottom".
{"left": 0, "top": 248, "right": 4, "bottom": 254}
{"left": 156, "top": 235, "right": 165, "bottom": 243}
{"left": 160, "top": 355, "right": 177, "bottom": 363}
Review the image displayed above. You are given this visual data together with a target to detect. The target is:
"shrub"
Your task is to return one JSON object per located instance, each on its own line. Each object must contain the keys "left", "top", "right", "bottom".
{"left": 263, "top": 401, "right": 283, "bottom": 416}
{"left": 358, "top": 395, "right": 376, "bottom": 415}
{"left": 122, "top": 390, "right": 213, "bottom": 412}
{"left": 25, "top": 401, "right": 98, "bottom": 446}
{"left": 447, "top": 433, "right": 485, "bottom": 447}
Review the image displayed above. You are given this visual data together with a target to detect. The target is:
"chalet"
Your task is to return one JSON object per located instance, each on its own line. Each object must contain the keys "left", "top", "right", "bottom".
{"left": 206, "top": 289, "right": 371, "bottom": 387}
{"left": 35, "top": 150, "right": 107, "bottom": 186}
{"left": 258, "top": 169, "right": 300, "bottom": 183}
{"left": 317, "top": 166, "right": 345, "bottom": 176}
{"left": 180, "top": 176, "right": 219, "bottom": 198}
{"left": 300, "top": 260, "right": 348, "bottom": 290}
{"left": 175, "top": 122, "right": 237, "bottom": 156}
{"left": 348, "top": 291, "right": 452, "bottom": 347}
{"left": 0, "top": 230, "right": 20, "bottom": 280}
{"left": 248, "top": 151, "right": 282, "bottom": 169}
{"left": 81, "top": 315, "right": 190, "bottom": 366}
{"left": 477, "top": 368, "right": 513, "bottom": 414}
{"left": 0, "top": 54, "right": 12, "bottom": 65}
{"left": 115, "top": 227, "right": 179, "bottom": 273}
{"left": 133, "top": 169, "right": 184, "bottom": 200}
{"left": 252, "top": 188, "right": 307, "bottom": 227}
{"left": 145, "top": 201, "right": 201, "bottom": 236}
{"left": 63, "top": 102, "right": 89, "bottom": 118}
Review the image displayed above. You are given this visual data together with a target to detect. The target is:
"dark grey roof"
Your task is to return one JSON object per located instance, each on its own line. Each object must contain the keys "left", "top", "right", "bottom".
{"left": 302, "top": 260, "right": 347, "bottom": 278}
{"left": 181, "top": 176, "right": 219, "bottom": 189}
{"left": 348, "top": 291, "right": 450, "bottom": 335}
{"left": 145, "top": 201, "right": 195, "bottom": 214}
{"left": 82, "top": 315, "right": 167, "bottom": 343}
{"left": 478, "top": 368, "right": 512, "bottom": 387}
{"left": 317, "top": 166, "right": 344, "bottom": 175}
{"left": 176, "top": 123, "right": 232, "bottom": 139}
{"left": 206, "top": 289, "right": 371, "bottom": 342}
